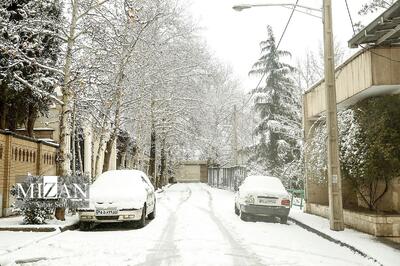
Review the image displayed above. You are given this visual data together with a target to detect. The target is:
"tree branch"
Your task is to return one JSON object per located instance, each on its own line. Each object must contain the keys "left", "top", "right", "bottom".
{"left": 13, "top": 73, "right": 64, "bottom": 105}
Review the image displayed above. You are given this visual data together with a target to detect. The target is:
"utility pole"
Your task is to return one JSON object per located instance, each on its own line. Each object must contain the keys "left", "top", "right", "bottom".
{"left": 232, "top": 105, "right": 239, "bottom": 166}
{"left": 323, "top": 0, "right": 344, "bottom": 231}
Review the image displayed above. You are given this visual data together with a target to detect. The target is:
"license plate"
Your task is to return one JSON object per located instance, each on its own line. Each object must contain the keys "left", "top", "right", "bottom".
{"left": 95, "top": 209, "right": 118, "bottom": 216}
{"left": 259, "top": 198, "right": 276, "bottom": 204}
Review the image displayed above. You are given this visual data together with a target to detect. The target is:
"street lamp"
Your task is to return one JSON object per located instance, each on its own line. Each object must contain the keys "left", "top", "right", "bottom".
{"left": 233, "top": 3, "right": 322, "bottom": 19}
{"left": 233, "top": 1, "right": 344, "bottom": 231}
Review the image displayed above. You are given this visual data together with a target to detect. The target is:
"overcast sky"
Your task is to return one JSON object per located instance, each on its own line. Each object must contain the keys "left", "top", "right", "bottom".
{"left": 188, "top": 0, "right": 378, "bottom": 91}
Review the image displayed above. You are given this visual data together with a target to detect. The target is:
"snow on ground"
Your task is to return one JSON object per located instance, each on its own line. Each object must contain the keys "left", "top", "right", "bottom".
{"left": 0, "top": 215, "right": 78, "bottom": 229}
{"left": 0, "top": 232, "right": 53, "bottom": 256}
{"left": 290, "top": 207, "right": 400, "bottom": 266}
{"left": 0, "top": 183, "right": 392, "bottom": 266}
{"left": 206, "top": 185, "right": 381, "bottom": 266}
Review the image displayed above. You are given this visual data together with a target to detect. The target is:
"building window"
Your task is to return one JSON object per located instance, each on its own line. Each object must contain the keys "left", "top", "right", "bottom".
{"left": 19, "top": 149, "right": 22, "bottom": 161}
{"left": 15, "top": 148, "right": 18, "bottom": 160}
{"left": 0, "top": 145, "right": 3, "bottom": 160}
{"left": 30, "top": 151, "right": 33, "bottom": 163}
{"left": 23, "top": 150, "right": 26, "bottom": 162}
{"left": 33, "top": 151, "right": 36, "bottom": 163}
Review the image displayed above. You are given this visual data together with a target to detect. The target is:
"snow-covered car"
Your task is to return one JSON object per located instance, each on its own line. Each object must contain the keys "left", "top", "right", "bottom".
{"left": 78, "top": 170, "right": 156, "bottom": 230}
{"left": 234, "top": 175, "right": 291, "bottom": 223}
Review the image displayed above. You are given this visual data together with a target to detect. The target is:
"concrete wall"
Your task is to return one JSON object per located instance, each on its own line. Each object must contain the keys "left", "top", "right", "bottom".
{"left": 304, "top": 47, "right": 400, "bottom": 120}
{"left": 176, "top": 161, "right": 208, "bottom": 183}
{"left": 307, "top": 203, "right": 400, "bottom": 237}
{"left": 0, "top": 131, "right": 58, "bottom": 217}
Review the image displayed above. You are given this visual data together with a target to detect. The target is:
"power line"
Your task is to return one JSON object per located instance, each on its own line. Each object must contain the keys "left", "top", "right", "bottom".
{"left": 344, "top": 0, "right": 356, "bottom": 35}
{"left": 244, "top": 0, "right": 300, "bottom": 108}
{"left": 344, "top": 0, "right": 400, "bottom": 63}
{"left": 216, "top": 1, "right": 300, "bottom": 129}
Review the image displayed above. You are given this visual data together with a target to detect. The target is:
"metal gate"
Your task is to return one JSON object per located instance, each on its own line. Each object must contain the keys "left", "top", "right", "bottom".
{"left": 208, "top": 166, "right": 247, "bottom": 191}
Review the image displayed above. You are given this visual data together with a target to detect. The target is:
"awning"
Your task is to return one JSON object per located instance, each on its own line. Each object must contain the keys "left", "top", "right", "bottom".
{"left": 348, "top": 1, "right": 400, "bottom": 48}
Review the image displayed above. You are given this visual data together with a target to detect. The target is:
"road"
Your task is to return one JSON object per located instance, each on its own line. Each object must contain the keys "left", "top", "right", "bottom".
{"left": 1, "top": 183, "right": 379, "bottom": 266}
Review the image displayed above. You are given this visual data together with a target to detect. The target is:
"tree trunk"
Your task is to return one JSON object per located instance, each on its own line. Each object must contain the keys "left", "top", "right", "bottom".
{"left": 26, "top": 105, "right": 36, "bottom": 137}
{"left": 148, "top": 125, "right": 156, "bottom": 182}
{"left": 94, "top": 115, "right": 107, "bottom": 177}
{"left": 0, "top": 84, "right": 7, "bottom": 129}
{"left": 77, "top": 131, "right": 84, "bottom": 174}
{"left": 159, "top": 138, "right": 166, "bottom": 188}
{"left": 102, "top": 137, "right": 115, "bottom": 172}
{"left": 55, "top": 207, "right": 65, "bottom": 221}
{"left": 71, "top": 98, "right": 76, "bottom": 175}
{"left": 59, "top": 0, "right": 79, "bottom": 176}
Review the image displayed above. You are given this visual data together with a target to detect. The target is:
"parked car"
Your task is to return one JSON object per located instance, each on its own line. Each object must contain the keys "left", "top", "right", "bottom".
{"left": 78, "top": 170, "right": 156, "bottom": 230}
{"left": 234, "top": 175, "right": 291, "bottom": 224}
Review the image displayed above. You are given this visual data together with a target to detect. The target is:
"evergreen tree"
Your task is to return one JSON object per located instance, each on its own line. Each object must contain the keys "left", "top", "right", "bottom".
{"left": 249, "top": 26, "right": 301, "bottom": 177}
{"left": 0, "top": 0, "right": 62, "bottom": 136}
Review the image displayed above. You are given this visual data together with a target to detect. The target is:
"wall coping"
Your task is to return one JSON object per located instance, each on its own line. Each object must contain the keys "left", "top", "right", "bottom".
{"left": 311, "top": 203, "right": 400, "bottom": 219}
{"left": 0, "top": 130, "right": 59, "bottom": 148}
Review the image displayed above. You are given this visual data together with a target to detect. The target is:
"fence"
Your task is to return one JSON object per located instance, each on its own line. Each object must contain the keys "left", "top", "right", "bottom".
{"left": 208, "top": 166, "right": 305, "bottom": 209}
{"left": 0, "top": 130, "right": 58, "bottom": 217}
{"left": 287, "top": 189, "right": 305, "bottom": 209}
{"left": 208, "top": 166, "right": 247, "bottom": 191}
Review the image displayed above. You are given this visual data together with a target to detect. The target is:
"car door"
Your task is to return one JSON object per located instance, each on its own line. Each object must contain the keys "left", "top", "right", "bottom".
{"left": 141, "top": 175, "right": 154, "bottom": 213}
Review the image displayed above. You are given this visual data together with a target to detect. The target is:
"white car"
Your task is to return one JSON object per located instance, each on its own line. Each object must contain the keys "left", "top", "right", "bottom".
{"left": 234, "top": 175, "right": 291, "bottom": 223}
{"left": 78, "top": 170, "right": 156, "bottom": 230}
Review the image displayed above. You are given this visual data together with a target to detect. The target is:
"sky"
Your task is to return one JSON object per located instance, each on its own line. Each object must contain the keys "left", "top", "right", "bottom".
{"left": 188, "top": 0, "right": 378, "bottom": 91}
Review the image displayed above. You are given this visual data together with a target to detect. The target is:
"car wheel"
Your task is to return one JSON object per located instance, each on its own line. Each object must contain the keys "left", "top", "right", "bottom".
{"left": 137, "top": 204, "right": 147, "bottom": 228}
{"left": 240, "top": 211, "right": 249, "bottom": 222}
{"left": 234, "top": 203, "right": 240, "bottom": 216}
{"left": 79, "top": 222, "right": 92, "bottom": 231}
{"left": 280, "top": 216, "right": 288, "bottom": 224}
{"left": 148, "top": 202, "right": 156, "bottom": 220}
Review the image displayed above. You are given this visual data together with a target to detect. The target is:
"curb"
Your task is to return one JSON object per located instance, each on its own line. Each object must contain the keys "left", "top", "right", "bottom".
{"left": 288, "top": 216, "right": 383, "bottom": 266}
{"left": 0, "top": 222, "right": 79, "bottom": 233}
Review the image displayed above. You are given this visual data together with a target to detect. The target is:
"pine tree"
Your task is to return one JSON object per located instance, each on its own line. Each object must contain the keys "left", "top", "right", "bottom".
{"left": 249, "top": 26, "right": 301, "bottom": 177}
{"left": 0, "top": 0, "right": 62, "bottom": 135}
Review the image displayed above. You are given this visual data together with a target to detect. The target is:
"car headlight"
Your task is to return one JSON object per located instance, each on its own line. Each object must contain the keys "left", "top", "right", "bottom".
{"left": 244, "top": 194, "right": 255, "bottom": 204}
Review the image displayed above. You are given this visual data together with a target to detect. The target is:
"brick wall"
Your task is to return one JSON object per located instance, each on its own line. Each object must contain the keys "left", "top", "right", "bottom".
{"left": 0, "top": 130, "right": 58, "bottom": 217}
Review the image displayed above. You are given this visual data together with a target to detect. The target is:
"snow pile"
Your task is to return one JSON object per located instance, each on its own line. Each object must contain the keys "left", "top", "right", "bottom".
{"left": 290, "top": 208, "right": 400, "bottom": 266}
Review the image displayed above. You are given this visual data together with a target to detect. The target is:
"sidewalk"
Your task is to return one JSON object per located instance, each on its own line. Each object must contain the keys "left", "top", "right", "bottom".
{"left": 0, "top": 215, "right": 79, "bottom": 232}
{"left": 0, "top": 215, "right": 79, "bottom": 259}
{"left": 289, "top": 207, "right": 400, "bottom": 266}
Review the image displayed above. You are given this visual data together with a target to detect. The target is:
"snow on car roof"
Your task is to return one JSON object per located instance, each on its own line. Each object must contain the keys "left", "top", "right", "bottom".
{"left": 243, "top": 175, "right": 287, "bottom": 193}
{"left": 91, "top": 170, "right": 148, "bottom": 201}
{"left": 97, "top": 169, "right": 146, "bottom": 179}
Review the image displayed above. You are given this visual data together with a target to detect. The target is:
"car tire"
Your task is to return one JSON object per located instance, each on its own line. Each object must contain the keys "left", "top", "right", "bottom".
{"left": 280, "top": 216, "right": 288, "bottom": 224}
{"left": 137, "top": 204, "right": 147, "bottom": 228}
{"left": 148, "top": 202, "right": 156, "bottom": 220}
{"left": 79, "top": 222, "right": 91, "bottom": 231}
{"left": 240, "top": 211, "right": 249, "bottom": 222}
{"left": 234, "top": 203, "right": 240, "bottom": 216}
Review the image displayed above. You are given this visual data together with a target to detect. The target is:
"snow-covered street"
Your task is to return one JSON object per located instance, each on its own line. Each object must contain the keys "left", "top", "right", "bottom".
{"left": 0, "top": 183, "right": 385, "bottom": 266}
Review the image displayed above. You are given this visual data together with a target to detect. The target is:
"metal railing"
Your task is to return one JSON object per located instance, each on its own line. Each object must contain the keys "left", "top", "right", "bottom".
{"left": 287, "top": 189, "right": 305, "bottom": 209}
{"left": 208, "top": 166, "right": 247, "bottom": 191}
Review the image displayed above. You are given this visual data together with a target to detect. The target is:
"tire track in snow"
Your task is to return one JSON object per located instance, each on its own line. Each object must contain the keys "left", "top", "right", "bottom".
{"left": 139, "top": 185, "right": 192, "bottom": 266}
{"left": 195, "top": 185, "right": 264, "bottom": 266}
